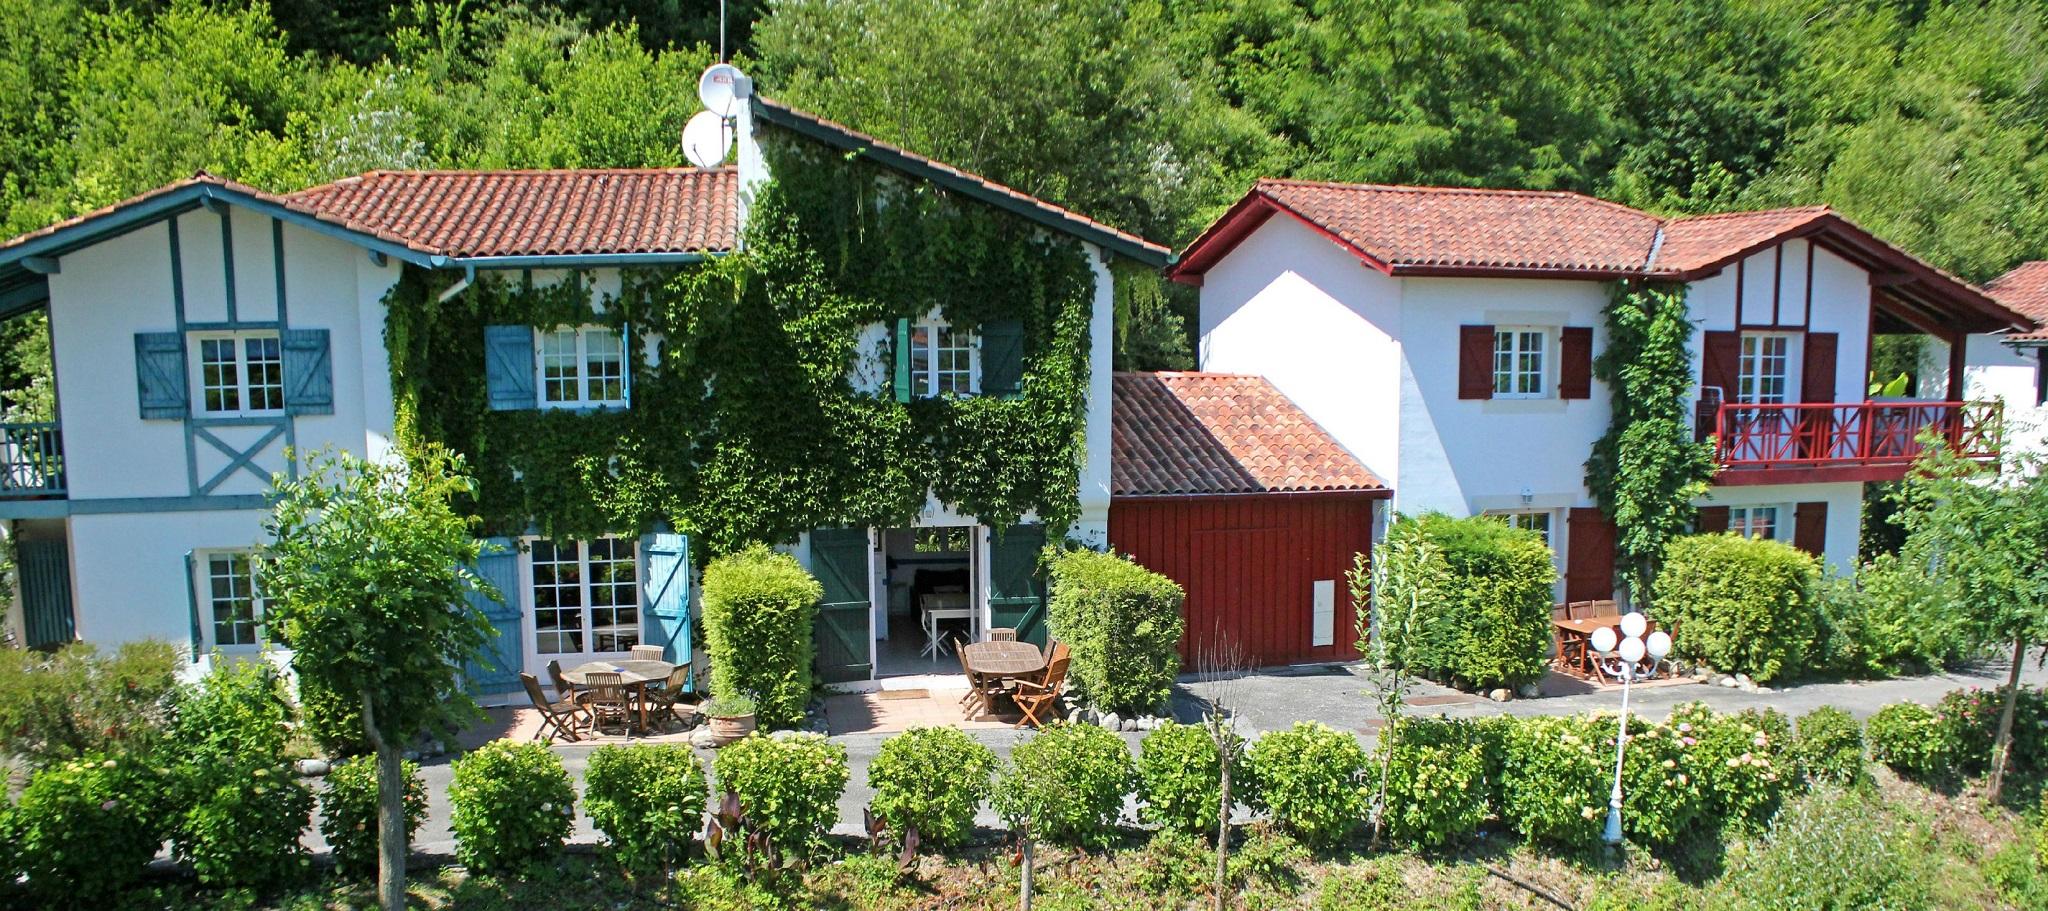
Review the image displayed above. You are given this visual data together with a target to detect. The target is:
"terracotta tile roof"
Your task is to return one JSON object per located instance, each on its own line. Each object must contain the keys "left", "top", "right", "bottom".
{"left": 1652, "top": 207, "right": 1833, "bottom": 274}
{"left": 1112, "top": 372, "right": 1386, "bottom": 497}
{"left": 0, "top": 173, "right": 291, "bottom": 254}
{"left": 287, "top": 168, "right": 738, "bottom": 258}
{"left": 1988, "top": 261, "right": 2048, "bottom": 341}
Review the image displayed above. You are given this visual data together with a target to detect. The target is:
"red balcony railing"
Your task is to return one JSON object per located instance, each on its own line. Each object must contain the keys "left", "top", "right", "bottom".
{"left": 1713, "top": 401, "right": 2001, "bottom": 482}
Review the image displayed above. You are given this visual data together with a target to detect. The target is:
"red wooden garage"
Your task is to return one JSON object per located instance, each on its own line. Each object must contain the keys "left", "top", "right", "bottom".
{"left": 1108, "top": 372, "right": 1389, "bottom": 668}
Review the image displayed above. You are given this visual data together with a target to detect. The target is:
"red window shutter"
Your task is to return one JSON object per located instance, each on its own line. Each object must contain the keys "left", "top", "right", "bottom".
{"left": 1695, "top": 506, "right": 1730, "bottom": 534}
{"left": 1459, "top": 325, "right": 1495, "bottom": 400}
{"left": 1559, "top": 326, "right": 1593, "bottom": 399}
{"left": 1701, "top": 330, "right": 1740, "bottom": 400}
{"left": 1801, "top": 332, "right": 1838, "bottom": 404}
{"left": 1564, "top": 507, "right": 1617, "bottom": 602}
{"left": 1793, "top": 502, "right": 1828, "bottom": 556}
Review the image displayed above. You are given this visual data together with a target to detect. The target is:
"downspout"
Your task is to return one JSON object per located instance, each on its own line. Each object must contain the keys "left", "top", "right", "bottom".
{"left": 437, "top": 265, "right": 477, "bottom": 302}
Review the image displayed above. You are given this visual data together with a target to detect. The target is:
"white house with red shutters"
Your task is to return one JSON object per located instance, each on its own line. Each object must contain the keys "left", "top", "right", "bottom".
{"left": 1171, "top": 180, "right": 2032, "bottom": 601}
{"left": 1979, "top": 262, "right": 2048, "bottom": 456}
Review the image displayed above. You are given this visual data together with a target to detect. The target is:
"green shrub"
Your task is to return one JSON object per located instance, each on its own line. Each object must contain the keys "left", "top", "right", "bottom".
{"left": 0, "top": 640, "right": 180, "bottom": 766}
{"left": 866, "top": 726, "right": 996, "bottom": 848}
{"left": 448, "top": 739, "right": 576, "bottom": 873}
{"left": 1046, "top": 549, "right": 1185, "bottom": 715}
{"left": 1132, "top": 828, "right": 1209, "bottom": 898}
{"left": 297, "top": 676, "right": 369, "bottom": 758}
{"left": 1867, "top": 701, "right": 1960, "bottom": 780}
{"left": 713, "top": 732, "right": 849, "bottom": 857}
{"left": 320, "top": 755, "right": 428, "bottom": 880}
{"left": 1373, "top": 716, "right": 1491, "bottom": 849}
{"left": 1712, "top": 787, "right": 1933, "bottom": 911}
{"left": 992, "top": 721, "right": 1135, "bottom": 848}
{"left": 1792, "top": 706, "right": 1866, "bottom": 786}
{"left": 585, "top": 744, "right": 708, "bottom": 871}
{"left": 1138, "top": 720, "right": 1237, "bottom": 836}
{"left": 0, "top": 753, "right": 169, "bottom": 905}
{"left": 1246, "top": 721, "right": 1368, "bottom": 848}
{"left": 1375, "top": 512, "right": 1556, "bottom": 690}
{"left": 1496, "top": 713, "right": 1705, "bottom": 850}
{"left": 1809, "top": 554, "right": 1971, "bottom": 676}
{"left": 1667, "top": 702, "right": 1792, "bottom": 832}
{"left": 166, "top": 660, "right": 312, "bottom": 891}
{"left": 1653, "top": 533, "right": 1820, "bottom": 682}
{"left": 1936, "top": 684, "right": 2048, "bottom": 779}
{"left": 702, "top": 545, "right": 824, "bottom": 727}
{"left": 1227, "top": 822, "right": 1310, "bottom": 895}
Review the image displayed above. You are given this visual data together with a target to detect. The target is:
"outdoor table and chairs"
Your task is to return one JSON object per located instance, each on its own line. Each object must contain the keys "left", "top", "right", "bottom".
{"left": 1552, "top": 608, "right": 1667, "bottom": 681}
{"left": 958, "top": 639, "right": 1046, "bottom": 718}
{"left": 920, "top": 591, "right": 975, "bottom": 660}
{"left": 559, "top": 658, "right": 679, "bottom": 734}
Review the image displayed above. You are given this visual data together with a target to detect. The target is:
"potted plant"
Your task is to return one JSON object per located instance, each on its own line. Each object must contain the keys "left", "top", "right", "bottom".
{"left": 701, "top": 695, "right": 758, "bottom": 745}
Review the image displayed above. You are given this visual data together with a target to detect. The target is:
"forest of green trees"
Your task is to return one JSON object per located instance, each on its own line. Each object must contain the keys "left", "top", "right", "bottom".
{"left": 3, "top": 0, "right": 2046, "bottom": 367}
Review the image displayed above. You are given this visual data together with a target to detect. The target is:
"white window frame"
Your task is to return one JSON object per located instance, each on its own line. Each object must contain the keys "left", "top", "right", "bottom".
{"left": 195, "top": 549, "right": 269, "bottom": 652}
{"left": 909, "top": 320, "right": 980, "bottom": 397}
{"left": 1738, "top": 333, "right": 1795, "bottom": 405}
{"left": 1728, "top": 505, "right": 1783, "bottom": 541}
{"left": 1492, "top": 327, "right": 1550, "bottom": 399}
{"left": 1487, "top": 509, "right": 1555, "bottom": 548}
{"left": 527, "top": 537, "right": 641, "bottom": 658}
{"left": 189, "top": 330, "right": 286, "bottom": 417}
{"left": 535, "top": 325, "right": 630, "bottom": 409}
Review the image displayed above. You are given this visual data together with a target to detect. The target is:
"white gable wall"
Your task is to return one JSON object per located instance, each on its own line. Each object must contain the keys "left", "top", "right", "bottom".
{"left": 1966, "top": 335, "right": 2047, "bottom": 457}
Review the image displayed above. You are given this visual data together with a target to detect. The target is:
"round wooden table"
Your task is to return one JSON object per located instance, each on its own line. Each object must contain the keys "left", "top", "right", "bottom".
{"left": 959, "top": 641, "right": 1044, "bottom": 677}
{"left": 562, "top": 659, "right": 676, "bottom": 732}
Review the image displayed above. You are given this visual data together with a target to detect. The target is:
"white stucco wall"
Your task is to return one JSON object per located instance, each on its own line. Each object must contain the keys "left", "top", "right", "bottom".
{"left": 1074, "top": 244, "right": 1114, "bottom": 547}
{"left": 1966, "top": 335, "right": 2046, "bottom": 457}
{"left": 66, "top": 509, "right": 271, "bottom": 647}
{"left": 1682, "top": 239, "right": 1871, "bottom": 407}
{"left": 1696, "top": 481, "right": 1864, "bottom": 576}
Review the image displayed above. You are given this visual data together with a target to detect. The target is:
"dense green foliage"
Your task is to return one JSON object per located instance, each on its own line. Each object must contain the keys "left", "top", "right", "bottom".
{"left": 1495, "top": 713, "right": 1701, "bottom": 850}
{"left": 1867, "top": 701, "right": 1960, "bottom": 781}
{"left": 1653, "top": 533, "right": 1822, "bottom": 682}
{"left": 166, "top": 660, "right": 313, "bottom": 892}
{"left": 0, "top": 640, "right": 179, "bottom": 766}
{"left": 1937, "top": 685, "right": 2048, "bottom": 782}
{"left": 1373, "top": 717, "right": 1491, "bottom": 850}
{"left": 584, "top": 744, "right": 708, "bottom": 872}
{"left": 1136, "top": 720, "right": 1236, "bottom": 836}
{"left": 992, "top": 722, "right": 1135, "bottom": 848}
{"left": 1809, "top": 553, "right": 1975, "bottom": 677}
{"left": 1245, "top": 721, "right": 1370, "bottom": 849}
{"left": 711, "top": 733, "right": 850, "bottom": 858}
{"left": 448, "top": 740, "right": 577, "bottom": 874}
{"left": 0, "top": 753, "right": 169, "bottom": 906}
{"left": 1710, "top": 787, "right": 1936, "bottom": 911}
{"left": 1045, "top": 549, "right": 1187, "bottom": 714}
{"left": 1373, "top": 513, "right": 1556, "bottom": 690}
{"left": 700, "top": 546, "right": 823, "bottom": 727}
{"left": 1665, "top": 702, "right": 1795, "bottom": 832}
{"left": 866, "top": 726, "right": 997, "bottom": 848}
{"left": 320, "top": 755, "right": 429, "bottom": 881}
{"left": 1792, "top": 706, "right": 1868, "bottom": 787}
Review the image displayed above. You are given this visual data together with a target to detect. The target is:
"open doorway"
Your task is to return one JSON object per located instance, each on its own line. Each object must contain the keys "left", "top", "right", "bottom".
{"left": 876, "top": 525, "right": 978, "bottom": 677}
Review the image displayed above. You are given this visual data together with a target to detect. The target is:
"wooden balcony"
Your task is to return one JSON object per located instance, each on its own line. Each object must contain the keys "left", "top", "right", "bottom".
{"left": 1712, "top": 401, "right": 2001, "bottom": 486}
{"left": 0, "top": 422, "right": 65, "bottom": 498}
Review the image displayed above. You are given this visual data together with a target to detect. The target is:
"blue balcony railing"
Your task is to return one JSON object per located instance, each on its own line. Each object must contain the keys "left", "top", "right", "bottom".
{"left": 0, "top": 422, "right": 65, "bottom": 498}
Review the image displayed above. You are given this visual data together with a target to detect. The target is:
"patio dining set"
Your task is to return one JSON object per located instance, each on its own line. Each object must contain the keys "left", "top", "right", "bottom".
{"left": 955, "top": 630, "right": 1071, "bottom": 728}
{"left": 519, "top": 645, "right": 697, "bottom": 743}
{"left": 1551, "top": 599, "right": 1671, "bottom": 682}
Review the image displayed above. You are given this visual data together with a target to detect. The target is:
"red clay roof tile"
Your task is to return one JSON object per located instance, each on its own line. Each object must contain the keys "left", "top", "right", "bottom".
{"left": 1652, "top": 207, "right": 1833, "bottom": 274}
{"left": 1112, "top": 372, "right": 1385, "bottom": 496}
{"left": 1988, "top": 261, "right": 2048, "bottom": 341}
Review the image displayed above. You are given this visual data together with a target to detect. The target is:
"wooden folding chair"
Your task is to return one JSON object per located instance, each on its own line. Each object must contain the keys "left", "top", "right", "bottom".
{"left": 521, "top": 673, "right": 584, "bottom": 743}
{"left": 1012, "top": 653, "right": 1070, "bottom": 729}
{"left": 630, "top": 644, "right": 665, "bottom": 662}
{"left": 583, "top": 671, "right": 631, "bottom": 735}
{"left": 643, "top": 665, "right": 698, "bottom": 727}
{"left": 987, "top": 628, "right": 1017, "bottom": 642}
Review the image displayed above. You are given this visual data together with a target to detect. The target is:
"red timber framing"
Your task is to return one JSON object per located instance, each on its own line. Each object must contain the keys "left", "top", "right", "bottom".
{"left": 1712, "top": 400, "right": 2002, "bottom": 485}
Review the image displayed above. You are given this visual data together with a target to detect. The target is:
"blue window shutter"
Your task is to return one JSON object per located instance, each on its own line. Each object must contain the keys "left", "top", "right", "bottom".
{"left": 980, "top": 319, "right": 1025, "bottom": 398}
{"left": 281, "top": 328, "right": 334, "bottom": 415}
{"left": 641, "top": 533, "right": 692, "bottom": 671}
{"left": 892, "top": 318, "right": 912, "bottom": 403}
{"left": 484, "top": 325, "right": 536, "bottom": 411}
{"left": 135, "top": 332, "right": 189, "bottom": 419}
{"left": 461, "top": 537, "right": 524, "bottom": 693}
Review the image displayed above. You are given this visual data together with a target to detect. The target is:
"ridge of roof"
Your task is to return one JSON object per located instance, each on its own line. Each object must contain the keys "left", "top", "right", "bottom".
{"left": 1253, "top": 177, "right": 1654, "bottom": 218}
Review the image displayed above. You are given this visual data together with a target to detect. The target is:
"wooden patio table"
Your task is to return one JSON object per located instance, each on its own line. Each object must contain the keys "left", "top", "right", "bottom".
{"left": 561, "top": 659, "right": 676, "bottom": 733}
{"left": 959, "top": 641, "right": 1045, "bottom": 717}
{"left": 1551, "top": 617, "right": 1662, "bottom": 680}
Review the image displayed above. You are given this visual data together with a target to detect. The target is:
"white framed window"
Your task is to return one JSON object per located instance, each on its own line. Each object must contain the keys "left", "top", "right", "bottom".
{"left": 914, "top": 526, "right": 971, "bottom": 554}
{"left": 1487, "top": 510, "right": 1554, "bottom": 547}
{"left": 536, "top": 325, "right": 629, "bottom": 409}
{"left": 531, "top": 538, "right": 639, "bottom": 656}
{"left": 909, "top": 321, "right": 978, "bottom": 396}
{"left": 1738, "top": 334, "right": 1793, "bottom": 404}
{"left": 191, "top": 331, "right": 285, "bottom": 416}
{"left": 1493, "top": 328, "right": 1548, "bottom": 398}
{"left": 1728, "top": 505, "right": 1781, "bottom": 540}
{"left": 200, "top": 551, "right": 268, "bottom": 649}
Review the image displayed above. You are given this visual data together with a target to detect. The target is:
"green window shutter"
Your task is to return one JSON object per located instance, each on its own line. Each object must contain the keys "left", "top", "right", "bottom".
{"left": 979, "top": 319, "right": 1025, "bottom": 398}
{"left": 183, "top": 550, "right": 204, "bottom": 663}
{"left": 892, "top": 318, "right": 913, "bottom": 403}
{"left": 281, "top": 328, "right": 334, "bottom": 415}
{"left": 988, "top": 524, "right": 1048, "bottom": 647}
{"left": 484, "top": 325, "right": 537, "bottom": 411}
{"left": 134, "top": 332, "right": 189, "bottom": 420}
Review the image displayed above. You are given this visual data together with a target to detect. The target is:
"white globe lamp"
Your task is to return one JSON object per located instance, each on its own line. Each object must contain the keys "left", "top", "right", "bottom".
{"left": 1620, "top": 611, "right": 1647, "bottom": 639}
{"left": 1646, "top": 630, "right": 1673, "bottom": 661}
{"left": 1618, "top": 636, "right": 1646, "bottom": 664}
{"left": 1590, "top": 625, "right": 1619, "bottom": 655}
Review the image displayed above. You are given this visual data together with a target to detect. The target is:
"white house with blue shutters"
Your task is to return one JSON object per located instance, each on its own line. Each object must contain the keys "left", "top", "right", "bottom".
{"left": 0, "top": 90, "right": 1169, "bottom": 699}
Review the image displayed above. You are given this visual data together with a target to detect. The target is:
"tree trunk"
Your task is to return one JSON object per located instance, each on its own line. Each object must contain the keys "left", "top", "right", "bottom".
{"left": 1214, "top": 747, "right": 1231, "bottom": 911}
{"left": 1019, "top": 833, "right": 1034, "bottom": 911}
{"left": 1986, "top": 638, "right": 2027, "bottom": 804}
{"left": 360, "top": 690, "right": 407, "bottom": 911}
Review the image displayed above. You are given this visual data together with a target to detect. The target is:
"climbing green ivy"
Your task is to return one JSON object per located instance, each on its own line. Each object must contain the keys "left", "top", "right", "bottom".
{"left": 385, "top": 127, "right": 1096, "bottom": 556}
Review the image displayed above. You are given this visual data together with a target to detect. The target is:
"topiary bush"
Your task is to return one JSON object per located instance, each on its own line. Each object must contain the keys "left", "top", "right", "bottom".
{"left": 1137, "top": 720, "right": 1240, "bottom": 837}
{"left": 585, "top": 744, "right": 708, "bottom": 872}
{"left": 1666, "top": 702, "right": 1792, "bottom": 832}
{"left": 448, "top": 739, "right": 576, "bottom": 874}
{"left": 1867, "top": 701, "right": 1961, "bottom": 781}
{"left": 1245, "top": 721, "right": 1369, "bottom": 849}
{"left": 713, "top": 732, "right": 849, "bottom": 858}
{"left": 1374, "top": 512, "right": 1556, "bottom": 691}
{"left": 993, "top": 721, "right": 1135, "bottom": 848}
{"left": 320, "top": 754, "right": 428, "bottom": 880}
{"left": 1373, "top": 716, "right": 1492, "bottom": 850}
{"left": 0, "top": 753, "right": 169, "bottom": 906}
{"left": 1495, "top": 713, "right": 1705, "bottom": 850}
{"left": 1653, "top": 533, "right": 1820, "bottom": 683}
{"left": 166, "top": 659, "right": 313, "bottom": 892}
{"left": 702, "top": 545, "right": 824, "bottom": 727}
{"left": 866, "top": 726, "right": 996, "bottom": 848}
{"left": 1046, "top": 549, "right": 1185, "bottom": 715}
{"left": 1792, "top": 706, "right": 1867, "bottom": 786}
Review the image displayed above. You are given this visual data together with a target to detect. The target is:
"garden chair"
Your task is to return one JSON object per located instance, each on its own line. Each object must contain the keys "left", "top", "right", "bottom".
{"left": 1012, "top": 652, "right": 1070, "bottom": 729}
{"left": 520, "top": 673, "right": 584, "bottom": 743}
{"left": 956, "top": 649, "right": 1009, "bottom": 718}
{"left": 630, "top": 644, "right": 665, "bottom": 662}
{"left": 642, "top": 665, "right": 698, "bottom": 728}
{"left": 988, "top": 628, "right": 1017, "bottom": 641}
{"left": 582, "top": 671, "right": 632, "bottom": 736}
{"left": 1046, "top": 639, "right": 1070, "bottom": 667}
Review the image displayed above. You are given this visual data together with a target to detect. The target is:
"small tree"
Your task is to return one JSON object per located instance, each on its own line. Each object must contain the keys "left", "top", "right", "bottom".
{"left": 262, "top": 448, "right": 495, "bottom": 910}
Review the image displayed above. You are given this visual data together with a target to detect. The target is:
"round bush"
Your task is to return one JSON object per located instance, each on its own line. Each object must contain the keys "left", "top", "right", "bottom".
{"left": 1496, "top": 713, "right": 1705, "bottom": 850}
{"left": 586, "top": 744, "right": 709, "bottom": 871}
{"left": 702, "top": 546, "right": 824, "bottom": 728}
{"left": 168, "top": 660, "right": 313, "bottom": 891}
{"left": 320, "top": 755, "right": 429, "bottom": 880}
{"left": 867, "top": 727, "right": 996, "bottom": 848}
{"left": 1374, "top": 716, "right": 1491, "bottom": 849}
{"left": 448, "top": 739, "right": 576, "bottom": 873}
{"left": 1936, "top": 685, "right": 2048, "bottom": 778}
{"left": 1867, "top": 702, "right": 1960, "bottom": 780}
{"left": 993, "top": 722, "right": 1135, "bottom": 848}
{"left": 1375, "top": 513, "right": 1556, "bottom": 690}
{"left": 1667, "top": 703, "right": 1792, "bottom": 832}
{"left": 1792, "top": 706, "right": 1867, "bottom": 786}
{"left": 0, "top": 754, "right": 168, "bottom": 905}
{"left": 1138, "top": 721, "right": 1237, "bottom": 836}
{"left": 1653, "top": 533, "right": 1820, "bottom": 683}
{"left": 1245, "top": 721, "right": 1368, "bottom": 849}
{"left": 1046, "top": 549, "right": 1186, "bottom": 714}
{"left": 297, "top": 677, "right": 370, "bottom": 758}
{"left": 713, "top": 732, "right": 849, "bottom": 858}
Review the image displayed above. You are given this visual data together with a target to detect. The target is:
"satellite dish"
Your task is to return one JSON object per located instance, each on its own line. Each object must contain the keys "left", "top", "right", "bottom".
{"left": 698, "top": 63, "right": 744, "bottom": 116}
{"left": 682, "top": 110, "right": 729, "bottom": 168}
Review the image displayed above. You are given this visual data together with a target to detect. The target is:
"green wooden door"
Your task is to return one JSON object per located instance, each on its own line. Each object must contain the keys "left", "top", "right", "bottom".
{"left": 18, "top": 538, "right": 73, "bottom": 649}
{"left": 988, "top": 524, "right": 1048, "bottom": 648}
{"left": 811, "top": 528, "right": 873, "bottom": 683}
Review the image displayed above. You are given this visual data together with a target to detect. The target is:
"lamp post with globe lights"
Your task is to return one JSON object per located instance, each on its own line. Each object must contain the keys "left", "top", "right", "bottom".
{"left": 1588, "top": 611, "right": 1673, "bottom": 847}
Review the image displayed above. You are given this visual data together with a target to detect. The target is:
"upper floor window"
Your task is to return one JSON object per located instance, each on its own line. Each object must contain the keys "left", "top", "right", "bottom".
{"left": 910, "top": 322, "right": 978, "bottom": 396}
{"left": 1492, "top": 328, "right": 1547, "bottom": 398}
{"left": 1728, "top": 505, "right": 1780, "bottom": 540}
{"left": 532, "top": 537, "right": 639, "bottom": 656}
{"left": 538, "top": 326, "right": 629, "bottom": 409}
{"left": 202, "top": 551, "right": 268, "bottom": 649}
{"left": 1738, "top": 334, "right": 1792, "bottom": 404}
{"left": 193, "top": 331, "right": 285, "bottom": 416}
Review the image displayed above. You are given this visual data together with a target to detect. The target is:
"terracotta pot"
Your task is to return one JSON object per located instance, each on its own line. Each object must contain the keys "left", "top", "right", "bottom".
{"left": 708, "top": 712, "right": 756, "bottom": 745}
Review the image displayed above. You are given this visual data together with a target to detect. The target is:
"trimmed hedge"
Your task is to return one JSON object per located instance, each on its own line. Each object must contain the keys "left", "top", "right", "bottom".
{"left": 702, "top": 545, "right": 824, "bottom": 727}
{"left": 1046, "top": 549, "right": 1185, "bottom": 715}
{"left": 1867, "top": 701, "right": 1959, "bottom": 781}
{"left": 585, "top": 744, "right": 708, "bottom": 871}
{"left": 448, "top": 739, "right": 577, "bottom": 873}
{"left": 867, "top": 727, "right": 996, "bottom": 848}
{"left": 0, "top": 754, "right": 170, "bottom": 905}
{"left": 1792, "top": 706, "right": 1866, "bottom": 787}
{"left": 1246, "top": 721, "right": 1369, "bottom": 848}
{"left": 1137, "top": 720, "right": 1237, "bottom": 836}
{"left": 1653, "top": 533, "right": 1820, "bottom": 683}
{"left": 993, "top": 722, "right": 1135, "bottom": 848}
{"left": 1375, "top": 513, "right": 1556, "bottom": 690}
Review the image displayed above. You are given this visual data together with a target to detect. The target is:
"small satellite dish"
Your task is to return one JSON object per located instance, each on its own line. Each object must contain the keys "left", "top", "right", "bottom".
{"left": 682, "top": 110, "right": 730, "bottom": 168}
{"left": 698, "top": 63, "right": 744, "bottom": 116}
